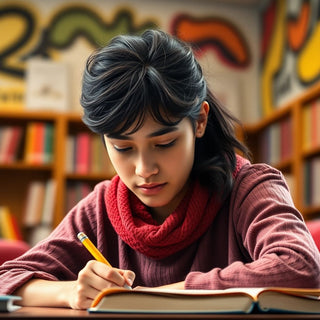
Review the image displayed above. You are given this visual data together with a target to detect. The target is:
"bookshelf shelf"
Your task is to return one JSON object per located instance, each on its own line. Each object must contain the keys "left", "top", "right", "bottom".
{"left": 303, "top": 205, "right": 320, "bottom": 217}
{"left": 302, "top": 146, "right": 320, "bottom": 158}
{"left": 244, "top": 81, "right": 320, "bottom": 219}
{"left": 0, "top": 163, "right": 53, "bottom": 170}
{"left": 272, "top": 159, "right": 292, "bottom": 173}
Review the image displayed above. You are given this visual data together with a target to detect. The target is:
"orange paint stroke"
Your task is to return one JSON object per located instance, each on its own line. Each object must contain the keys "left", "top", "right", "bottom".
{"left": 287, "top": 1, "right": 310, "bottom": 51}
{"left": 171, "top": 15, "right": 250, "bottom": 68}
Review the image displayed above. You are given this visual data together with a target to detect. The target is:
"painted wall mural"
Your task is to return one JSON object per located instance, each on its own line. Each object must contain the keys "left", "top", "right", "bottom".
{"left": 261, "top": 0, "right": 320, "bottom": 115}
{"left": 171, "top": 14, "right": 251, "bottom": 69}
{"left": 0, "top": 4, "right": 157, "bottom": 80}
{"left": 0, "top": 1, "right": 255, "bottom": 120}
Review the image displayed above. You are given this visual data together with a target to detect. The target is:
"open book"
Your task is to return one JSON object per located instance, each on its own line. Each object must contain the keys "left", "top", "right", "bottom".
{"left": 88, "top": 287, "right": 320, "bottom": 314}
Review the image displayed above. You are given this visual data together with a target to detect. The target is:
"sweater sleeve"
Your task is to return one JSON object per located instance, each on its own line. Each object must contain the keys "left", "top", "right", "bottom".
{"left": 0, "top": 181, "right": 111, "bottom": 295}
{"left": 185, "top": 163, "right": 320, "bottom": 289}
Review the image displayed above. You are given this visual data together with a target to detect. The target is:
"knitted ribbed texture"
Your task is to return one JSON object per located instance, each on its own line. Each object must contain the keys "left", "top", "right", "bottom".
{"left": 106, "top": 155, "right": 249, "bottom": 259}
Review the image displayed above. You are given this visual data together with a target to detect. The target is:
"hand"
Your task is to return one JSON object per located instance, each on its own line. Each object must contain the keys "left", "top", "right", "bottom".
{"left": 69, "top": 260, "right": 135, "bottom": 309}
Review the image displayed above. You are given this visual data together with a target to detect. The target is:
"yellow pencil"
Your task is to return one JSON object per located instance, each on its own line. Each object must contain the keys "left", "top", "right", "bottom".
{"left": 77, "top": 231, "right": 132, "bottom": 289}
{"left": 77, "top": 232, "right": 111, "bottom": 266}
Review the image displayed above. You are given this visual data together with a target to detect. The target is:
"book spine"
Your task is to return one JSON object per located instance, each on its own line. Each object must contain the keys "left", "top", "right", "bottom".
{"left": 24, "top": 122, "right": 48, "bottom": 164}
{"left": 65, "top": 135, "right": 75, "bottom": 173}
{"left": 0, "top": 126, "right": 11, "bottom": 163}
{"left": 75, "top": 132, "right": 91, "bottom": 174}
{"left": 24, "top": 122, "right": 36, "bottom": 163}
{"left": 302, "top": 104, "right": 312, "bottom": 151}
{"left": 5, "top": 126, "right": 23, "bottom": 163}
{"left": 0, "top": 207, "right": 22, "bottom": 240}
{"left": 0, "top": 206, "right": 13, "bottom": 239}
{"left": 311, "top": 100, "right": 318, "bottom": 148}
{"left": 43, "top": 123, "right": 54, "bottom": 163}
{"left": 32, "top": 122, "right": 46, "bottom": 164}
{"left": 23, "top": 181, "right": 46, "bottom": 227}
{"left": 41, "top": 179, "right": 56, "bottom": 226}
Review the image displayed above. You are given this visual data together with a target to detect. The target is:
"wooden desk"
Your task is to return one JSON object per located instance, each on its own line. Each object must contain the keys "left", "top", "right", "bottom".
{"left": 1, "top": 308, "right": 320, "bottom": 320}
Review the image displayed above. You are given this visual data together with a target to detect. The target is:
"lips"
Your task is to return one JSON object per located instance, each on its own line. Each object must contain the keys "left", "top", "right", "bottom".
{"left": 136, "top": 182, "right": 167, "bottom": 195}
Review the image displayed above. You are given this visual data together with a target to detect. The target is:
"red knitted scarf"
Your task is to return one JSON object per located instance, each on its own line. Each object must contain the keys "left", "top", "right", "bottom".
{"left": 106, "top": 155, "right": 249, "bottom": 259}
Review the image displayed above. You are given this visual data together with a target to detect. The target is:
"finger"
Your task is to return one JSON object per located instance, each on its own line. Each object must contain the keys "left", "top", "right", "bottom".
{"left": 79, "top": 261, "right": 115, "bottom": 293}
{"left": 121, "top": 270, "right": 135, "bottom": 287}
{"left": 90, "top": 261, "right": 128, "bottom": 288}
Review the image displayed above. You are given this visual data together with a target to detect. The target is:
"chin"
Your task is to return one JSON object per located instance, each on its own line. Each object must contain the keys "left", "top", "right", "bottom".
{"left": 137, "top": 195, "right": 169, "bottom": 208}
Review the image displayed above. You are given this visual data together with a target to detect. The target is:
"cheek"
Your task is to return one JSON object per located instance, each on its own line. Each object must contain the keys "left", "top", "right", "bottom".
{"left": 105, "top": 147, "right": 125, "bottom": 173}
{"left": 168, "top": 138, "right": 195, "bottom": 170}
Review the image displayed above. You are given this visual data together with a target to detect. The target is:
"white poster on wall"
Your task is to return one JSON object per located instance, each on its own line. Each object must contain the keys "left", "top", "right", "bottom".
{"left": 25, "top": 58, "right": 70, "bottom": 112}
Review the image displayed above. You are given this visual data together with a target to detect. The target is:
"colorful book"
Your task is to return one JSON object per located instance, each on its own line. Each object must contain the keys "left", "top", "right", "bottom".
{"left": 75, "top": 132, "right": 91, "bottom": 174}
{"left": 65, "top": 134, "right": 75, "bottom": 173}
{"left": 0, "top": 126, "right": 12, "bottom": 163}
{"left": 41, "top": 179, "right": 56, "bottom": 226}
{"left": 23, "top": 181, "right": 46, "bottom": 227}
{"left": 24, "top": 122, "right": 53, "bottom": 164}
{"left": 88, "top": 287, "right": 320, "bottom": 314}
{"left": 43, "top": 123, "right": 54, "bottom": 163}
{"left": 0, "top": 207, "right": 23, "bottom": 241}
{"left": 4, "top": 126, "right": 23, "bottom": 163}
{"left": 302, "top": 104, "right": 312, "bottom": 151}
{"left": 31, "top": 122, "right": 45, "bottom": 164}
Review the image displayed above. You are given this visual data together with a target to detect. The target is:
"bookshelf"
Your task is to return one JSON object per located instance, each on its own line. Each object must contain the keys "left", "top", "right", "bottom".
{"left": 244, "top": 81, "right": 320, "bottom": 220}
{"left": 0, "top": 110, "right": 115, "bottom": 242}
{"left": 1, "top": 81, "right": 319, "bottom": 243}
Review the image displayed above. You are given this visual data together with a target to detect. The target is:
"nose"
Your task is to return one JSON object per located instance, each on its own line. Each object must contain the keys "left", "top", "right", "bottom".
{"left": 135, "top": 152, "right": 159, "bottom": 178}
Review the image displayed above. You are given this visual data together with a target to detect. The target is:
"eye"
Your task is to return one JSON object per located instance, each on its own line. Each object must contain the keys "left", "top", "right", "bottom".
{"left": 113, "top": 145, "right": 132, "bottom": 153}
{"left": 156, "top": 139, "right": 176, "bottom": 149}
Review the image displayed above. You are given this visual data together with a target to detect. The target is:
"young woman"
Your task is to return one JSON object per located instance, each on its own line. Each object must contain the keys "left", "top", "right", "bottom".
{"left": 0, "top": 29, "right": 319, "bottom": 309}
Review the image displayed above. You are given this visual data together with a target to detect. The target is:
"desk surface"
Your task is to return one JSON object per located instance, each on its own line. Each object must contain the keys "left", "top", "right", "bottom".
{"left": 1, "top": 308, "right": 320, "bottom": 320}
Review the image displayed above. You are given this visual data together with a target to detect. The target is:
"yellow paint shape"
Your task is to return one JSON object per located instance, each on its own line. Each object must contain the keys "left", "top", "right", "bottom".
{"left": 0, "top": 16, "right": 26, "bottom": 51}
{"left": 298, "top": 22, "right": 320, "bottom": 83}
{"left": 261, "top": 1, "right": 286, "bottom": 115}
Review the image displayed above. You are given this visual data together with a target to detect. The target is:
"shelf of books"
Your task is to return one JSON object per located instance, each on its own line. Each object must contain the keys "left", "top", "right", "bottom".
{"left": 1, "top": 81, "right": 320, "bottom": 244}
{"left": 0, "top": 110, "right": 115, "bottom": 245}
{"left": 244, "top": 81, "right": 320, "bottom": 220}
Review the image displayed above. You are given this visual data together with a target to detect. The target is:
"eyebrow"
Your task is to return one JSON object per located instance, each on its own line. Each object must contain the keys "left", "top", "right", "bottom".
{"left": 106, "top": 126, "right": 179, "bottom": 140}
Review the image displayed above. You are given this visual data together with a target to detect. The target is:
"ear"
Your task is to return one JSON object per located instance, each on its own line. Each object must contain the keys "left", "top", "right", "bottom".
{"left": 195, "top": 101, "right": 209, "bottom": 138}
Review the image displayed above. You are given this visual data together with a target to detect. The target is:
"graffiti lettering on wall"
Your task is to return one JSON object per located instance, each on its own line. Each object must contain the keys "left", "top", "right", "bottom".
{"left": 0, "top": 4, "right": 157, "bottom": 108}
{"left": 171, "top": 14, "right": 251, "bottom": 69}
{"left": 0, "top": 4, "right": 156, "bottom": 80}
{"left": 0, "top": 2, "right": 251, "bottom": 109}
{"left": 261, "top": 0, "right": 320, "bottom": 115}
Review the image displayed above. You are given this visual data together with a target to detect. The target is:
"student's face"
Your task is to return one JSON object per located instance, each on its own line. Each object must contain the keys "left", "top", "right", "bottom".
{"left": 104, "top": 102, "right": 209, "bottom": 221}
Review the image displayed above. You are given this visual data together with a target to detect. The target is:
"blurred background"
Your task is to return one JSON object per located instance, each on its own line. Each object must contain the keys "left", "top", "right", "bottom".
{"left": 0, "top": 0, "right": 320, "bottom": 246}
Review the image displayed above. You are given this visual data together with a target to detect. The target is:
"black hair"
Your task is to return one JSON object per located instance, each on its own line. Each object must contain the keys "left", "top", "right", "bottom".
{"left": 80, "top": 29, "right": 250, "bottom": 197}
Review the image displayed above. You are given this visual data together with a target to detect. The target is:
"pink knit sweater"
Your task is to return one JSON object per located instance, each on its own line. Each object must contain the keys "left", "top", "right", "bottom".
{"left": 0, "top": 162, "right": 319, "bottom": 294}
